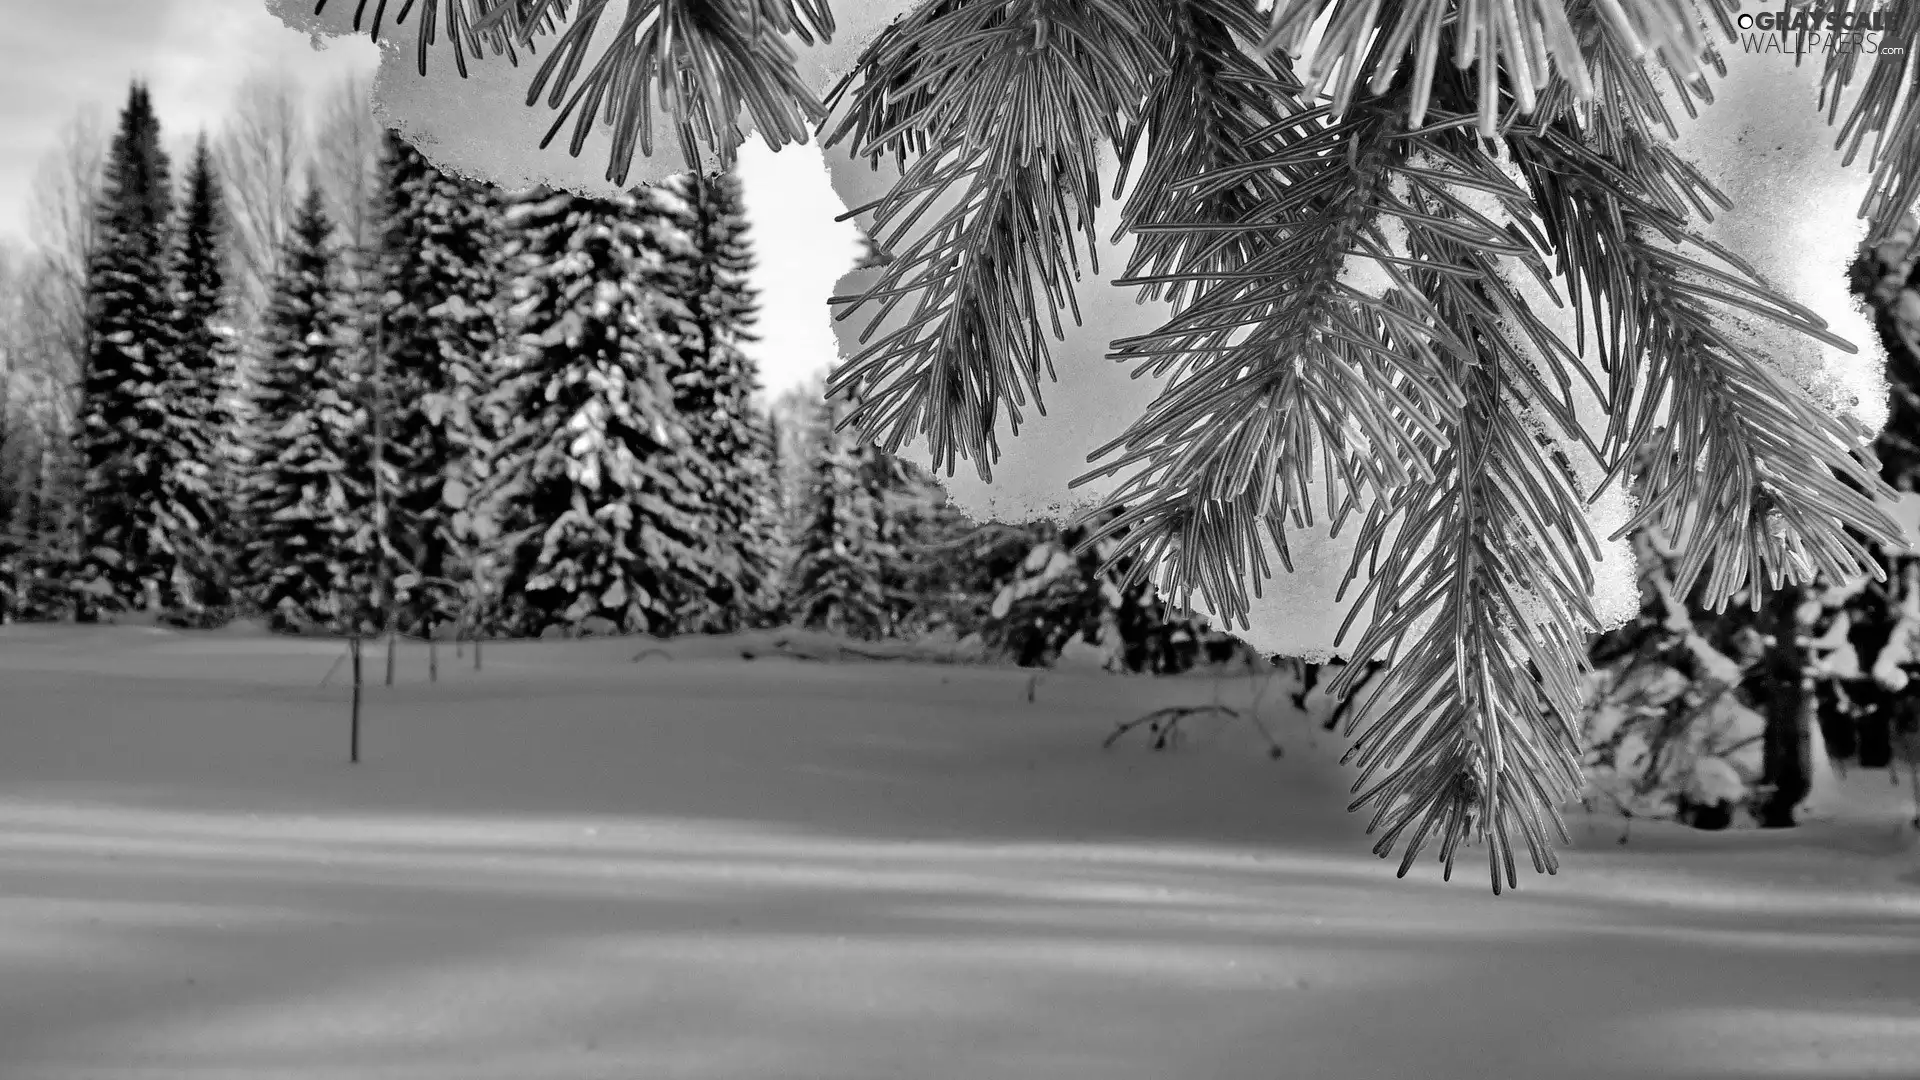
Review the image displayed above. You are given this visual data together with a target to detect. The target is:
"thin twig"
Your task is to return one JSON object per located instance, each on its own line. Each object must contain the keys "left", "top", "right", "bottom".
{"left": 1103, "top": 703, "right": 1282, "bottom": 758}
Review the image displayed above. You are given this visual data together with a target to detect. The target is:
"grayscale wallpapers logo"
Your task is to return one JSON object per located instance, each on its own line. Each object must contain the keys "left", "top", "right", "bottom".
{"left": 1735, "top": 6, "right": 1907, "bottom": 54}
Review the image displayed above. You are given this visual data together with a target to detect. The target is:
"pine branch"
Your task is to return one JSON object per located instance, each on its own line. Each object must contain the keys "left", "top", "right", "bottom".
{"left": 1530, "top": 0, "right": 1727, "bottom": 217}
{"left": 1112, "top": 0, "right": 1307, "bottom": 308}
{"left": 822, "top": 0, "right": 1167, "bottom": 480}
{"left": 1071, "top": 98, "right": 1529, "bottom": 629}
{"left": 1259, "top": 0, "right": 1738, "bottom": 134}
{"left": 1815, "top": 0, "right": 1920, "bottom": 244}
{"left": 1323, "top": 160, "right": 1600, "bottom": 894}
{"left": 471, "top": 0, "right": 833, "bottom": 46}
{"left": 312, "top": 0, "right": 831, "bottom": 181}
{"left": 1053, "top": 60, "right": 1606, "bottom": 887}
{"left": 311, "top": 0, "right": 561, "bottom": 78}
{"left": 1506, "top": 119, "right": 1905, "bottom": 608}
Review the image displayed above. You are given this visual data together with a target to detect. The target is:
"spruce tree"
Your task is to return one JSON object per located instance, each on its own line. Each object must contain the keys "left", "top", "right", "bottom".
{"left": 483, "top": 188, "right": 712, "bottom": 638}
{"left": 167, "top": 134, "right": 238, "bottom": 618}
{"left": 77, "top": 82, "right": 179, "bottom": 615}
{"left": 788, "top": 394, "right": 895, "bottom": 640}
{"left": 1584, "top": 442, "right": 1770, "bottom": 826}
{"left": 644, "top": 171, "right": 781, "bottom": 632}
{"left": 750, "top": 413, "right": 790, "bottom": 627}
{"left": 784, "top": 374, "right": 973, "bottom": 639}
{"left": 771, "top": 372, "right": 832, "bottom": 539}
{"left": 765, "top": 408, "right": 790, "bottom": 539}
{"left": 373, "top": 132, "right": 504, "bottom": 637}
{"left": 979, "top": 510, "right": 1249, "bottom": 672}
{"left": 1793, "top": 227, "right": 1920, "bottom": 778}
{"left": 242, "top": 185, "right": 372, "bottom": 633}
{"left": 867, "top": 438, "right": 967, "bottom": 637}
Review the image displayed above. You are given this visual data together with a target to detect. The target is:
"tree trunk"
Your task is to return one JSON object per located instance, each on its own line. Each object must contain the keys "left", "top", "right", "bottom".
{"left": 1757, "top": 583, "right": 1813, "bottom": 827}
{"left": 349, "top": 636, "right": 362, "bottom": 764}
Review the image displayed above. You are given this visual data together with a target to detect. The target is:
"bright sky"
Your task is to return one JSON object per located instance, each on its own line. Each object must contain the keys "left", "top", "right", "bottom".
{"left": 0, "top": 0, "right": 853, "bottom": 398}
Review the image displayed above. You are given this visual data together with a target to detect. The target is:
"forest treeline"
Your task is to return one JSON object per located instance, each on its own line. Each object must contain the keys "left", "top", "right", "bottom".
{"left": 0, "top": 77, "right": 1242, "bottom": 675}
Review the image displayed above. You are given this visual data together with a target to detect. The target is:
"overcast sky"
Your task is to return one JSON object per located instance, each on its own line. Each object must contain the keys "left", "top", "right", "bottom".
{"left": 1, "top": 0, "right": 852, "bottom": 397}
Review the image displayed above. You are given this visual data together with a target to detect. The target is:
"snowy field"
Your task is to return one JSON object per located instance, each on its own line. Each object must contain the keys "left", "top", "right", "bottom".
{"left": 3, "top": 625, "right": 1920, "bottom": 1079}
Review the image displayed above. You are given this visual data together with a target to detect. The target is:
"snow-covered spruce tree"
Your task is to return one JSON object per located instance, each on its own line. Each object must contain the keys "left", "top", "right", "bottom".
{"left": 785, "top": 376, "right": 971, "bottom": 639}
{"left": 76, "top": 81, "right": 183, "bottom": 617}
{"left": 978, "top": 509, "right": 1249, "bottom": 672}
{"left": 643, "top": 172, "right": 782, "bottom": 631}
{"left": 347, "top": 0, "right": 1918, "bottom": 890}
{"left": 982, "top": 521, "right": 1131, "bottom": 669}
{"left": 1583, "top": 445, "right": 1770, "bottom": 828}
{"left": 241, "top": 184, "right": 374, "bottom": 634}
{"left": 1790, "top": 223, "right": 1920, "bottom": 776}
{"left": 482, "top": 188, "right": 714, "bottom": 638}
{"left": 763, "top": 240, "right": 899, "bottom": 570}
{"left": 786, "top": 391, "right": 894, "bottom": 639}
{"left": 166, "top": 134, "right": 241, "bottom": 622}
{"left": 770, "top": 372, "right": 832, "bottom": 539}
{"left": 372, "top": 131, "right": 505, "bottom": 638}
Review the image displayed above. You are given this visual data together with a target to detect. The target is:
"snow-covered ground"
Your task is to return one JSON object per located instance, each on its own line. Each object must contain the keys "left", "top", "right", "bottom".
{"left": 2, "top": 625, "right": 1918, "bottom": 1079}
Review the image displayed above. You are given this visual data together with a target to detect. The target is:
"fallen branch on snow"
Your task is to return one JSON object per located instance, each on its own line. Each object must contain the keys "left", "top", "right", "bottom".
{"left": 766, "top": 636, "right": 971, "bottom": 665}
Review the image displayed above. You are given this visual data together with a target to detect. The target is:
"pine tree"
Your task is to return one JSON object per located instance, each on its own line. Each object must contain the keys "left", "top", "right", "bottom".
{"left": 354, "top": 0, "right": 1920, "bottom": 888}
{"left": 373, "top": 132, "right": 505, "bottom": 637}
{"left": 483, "top": 188, "right": 712, "bottom": 638}
{"left": 166, "top": 134, "right": 239, "bottom": 619}
{"left": 241, "top": 185, "right": 372, "bottom": 633}
{"left": 643, "top": 172, "right": 781, "bottom": 632}
{"left": 77, "top": 82, "right": 180, "bottom": 616}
